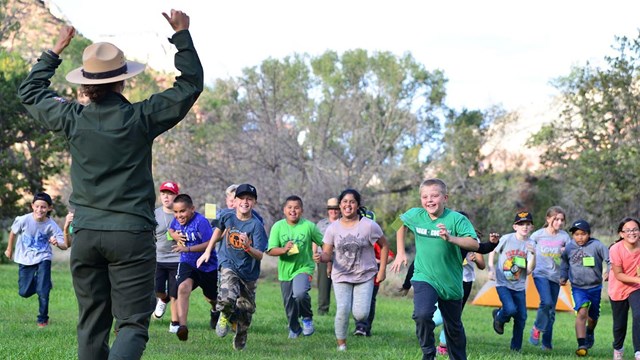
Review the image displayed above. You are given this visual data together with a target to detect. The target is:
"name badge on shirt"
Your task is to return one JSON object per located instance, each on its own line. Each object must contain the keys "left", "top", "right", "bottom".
{"left": 513, "top": 256, "right": 526, "bottom": 268}
{"left": 582, "top": 257, "right": 595, "bottom": 267}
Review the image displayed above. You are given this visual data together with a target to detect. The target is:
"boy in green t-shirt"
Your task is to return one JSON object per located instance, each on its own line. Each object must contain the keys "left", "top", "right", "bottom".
{"left": 267, "top": 195, "right": 324, "bottom": 339}
{"left": 391, "top": 178, "right": 479, "bottom": 360}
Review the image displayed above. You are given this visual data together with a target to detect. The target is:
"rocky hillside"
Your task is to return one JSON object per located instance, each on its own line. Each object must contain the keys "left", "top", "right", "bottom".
{"left": 2, "top": 0, "right": 68, "bottom": 62}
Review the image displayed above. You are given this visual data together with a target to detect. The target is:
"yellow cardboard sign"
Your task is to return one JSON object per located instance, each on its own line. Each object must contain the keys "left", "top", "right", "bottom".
{"left": 287, "top": 243, "right": 299, "bottom": 256}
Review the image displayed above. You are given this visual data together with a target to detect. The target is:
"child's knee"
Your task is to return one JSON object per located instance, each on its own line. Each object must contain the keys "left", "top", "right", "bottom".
{"left": 177, "top": 283, "right": 191, "bottom": 297}
{"left": 236, "top": 297, "right": 255, "bottom": 314}
{"left": 352, "top": 310, "right": 369, "bottom": 322}
{"left": 414, "top": 309, "right": 436, "bottom": 324}
{"left": 292, "top": 288, "right": 308, "bottom": 300}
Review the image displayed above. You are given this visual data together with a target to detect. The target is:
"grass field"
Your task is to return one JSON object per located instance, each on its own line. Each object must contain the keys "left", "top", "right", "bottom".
{"left": 0, "top": 262, "right": 627, "bottom": 359}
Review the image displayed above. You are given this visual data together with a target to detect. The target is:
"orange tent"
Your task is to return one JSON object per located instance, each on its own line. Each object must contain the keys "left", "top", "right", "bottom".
{"left": 471, "top": 275, "right": 574, "bottom": 311}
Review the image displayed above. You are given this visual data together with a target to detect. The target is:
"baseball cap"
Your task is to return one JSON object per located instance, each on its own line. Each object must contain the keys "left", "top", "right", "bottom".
{"left": 235, "top": 184, "right": 257, "bottom": 199}
{"left": 513, "top": 211, "right": 533, "bottom": 224}
{"left": 569, "top": 219, "right": 591, "bottom": 234}
{"left": 326, "top": 197, "right": 339, "bottom": 209}
{"left": 33, "top": 192, "right": 53, "bottom": 206}
{"left": 159, "top": 181, "right": 179, "bottom": 194}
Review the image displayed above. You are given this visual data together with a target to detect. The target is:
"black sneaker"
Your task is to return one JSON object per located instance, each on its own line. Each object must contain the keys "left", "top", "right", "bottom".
{"left": 233, "top": 331, "right": 247, "bottom": 351}
{"left": 492, "top": 308, "right": 504, "bottom": 335}
{"left": 353, "top": 327, "right": 367, "bottom": 336}
{"left": 210, "top": 310, "right": 220, "bottom": 329}
{"left": 177, "top": 325, "right": 189, "bottom": 341}
{"left": 585, "top": 332, "right": 594, "bottom": 349}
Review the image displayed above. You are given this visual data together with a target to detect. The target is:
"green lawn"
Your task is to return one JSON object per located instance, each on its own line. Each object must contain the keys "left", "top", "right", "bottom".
{"left": 0, "top": 263, "right": 623, "bottom": 359}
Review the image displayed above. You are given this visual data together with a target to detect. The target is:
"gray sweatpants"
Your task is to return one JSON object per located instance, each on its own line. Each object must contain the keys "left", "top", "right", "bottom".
{"left": 333, "top": 279, "right": 374, "bottom": 340}
{"left": 280, "top": 273, "right": 313, "bottom": 333}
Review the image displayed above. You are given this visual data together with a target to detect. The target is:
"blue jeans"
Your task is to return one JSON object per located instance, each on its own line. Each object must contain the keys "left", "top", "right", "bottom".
{"left": 496, "top": 286, "right": 527, "bottom": 351}
{"left": 18, "top": 260, "right": 52, "bottom": 323}
{"left": 412, "top": 281, "right": 466, "bottom": 360}
{"left": 533, "top": 277, "right": 559, "bottom": 348}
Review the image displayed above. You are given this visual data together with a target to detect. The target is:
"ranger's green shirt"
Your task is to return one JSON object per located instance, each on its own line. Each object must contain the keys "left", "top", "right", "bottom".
{"left": 18, "top": 30, "right": 203, "bottom": 231}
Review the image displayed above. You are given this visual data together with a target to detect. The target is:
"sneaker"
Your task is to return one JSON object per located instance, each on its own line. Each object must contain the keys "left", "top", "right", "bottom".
{"left": 176, "top": 325, "right": 188, "bottom": 341}
{"left": 337, "top": 344, "right": 347, "bottom": 351}
{"left": 575, "top": 346, "right": 588, "bottom": 357}
{"left": 153, "top": 298, "right": 167, "bottom": 319}
{"left": 169, "top": 322, "right": 180, "bottom": 333}
{"left": 585, "top": 332, "right": 594, "bottom": 349}
{"left": 216, "top": 313, "right": 230, "bottom": 338}
{"left": 492, "top": 308, "right": 504, "bottom": 335}
{"left": 210, "top": 310, "right": 220, "bottom": 329}
{"left": 436, "top": 345, "right": 448, "bottom": 356}
{"left": 353, "top": 326, "right": 367, "bottom": 336}
{"left": 529, "top": 326, "right": 541, "bottom": 345}
{"left": 37, "top": 321, "right": 48, "bottom": 328}
{"left": 540, "top": 344, "right": 552, "bottom": 351}
{"left": 614, "top": 348, "right": 624, "bottom": 360}
{"left": 635, "top": 350, "right": 640, "bottom": 360}
{"left": 288, "top": 327, "right": 302, "bottom": 339}
{"left": 302, "top": 317, "right": 315, "bottom": 336}
{"left": 233, "top": 331, "right": 247, "bottom": 351}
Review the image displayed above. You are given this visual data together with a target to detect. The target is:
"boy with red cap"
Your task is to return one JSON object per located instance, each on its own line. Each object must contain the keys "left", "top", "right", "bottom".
{"left": 152, "top": 181, "right": 181, "bottom": 333}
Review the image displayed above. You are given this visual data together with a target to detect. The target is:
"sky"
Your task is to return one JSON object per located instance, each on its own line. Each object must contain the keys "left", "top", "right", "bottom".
{"left": 46, "top": 0, "right": 640, "bottom": 111}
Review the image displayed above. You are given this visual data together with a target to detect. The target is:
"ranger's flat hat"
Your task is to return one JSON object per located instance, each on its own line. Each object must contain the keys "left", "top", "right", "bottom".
{"left": 66, "top": 42, "right": 145, "bottom": 85}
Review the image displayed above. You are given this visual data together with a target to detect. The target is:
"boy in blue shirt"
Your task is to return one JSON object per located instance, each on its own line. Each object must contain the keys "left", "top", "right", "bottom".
{"left": 198, "top": 184, "right": 268, "bottom": 351}
{"left": 168, "top": 194, "right": 217, "bottom": 341}
{"left": 560, "top": 219, "right": 609, "bottom": 357}
{"left": 4, "top": 192, "right": 68, "bottom": 327}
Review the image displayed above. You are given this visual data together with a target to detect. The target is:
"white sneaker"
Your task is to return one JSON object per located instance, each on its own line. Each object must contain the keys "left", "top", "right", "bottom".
{"left": 614, "top": 348, "right": 624, "bottom": 360}
{"left": 302, "top": 318, "right": 315, "bottom": 336}
{"left": 635, "top": 350, "right": 640, "bottom": 360}
{"left": 337, "top": 344, "right": 347, "bottom": 351}
{"left": 153, "top": 298, "right": 167, "bottom": 319}
{"left": 169, "top": 323, "right": 180, "bottom": 333}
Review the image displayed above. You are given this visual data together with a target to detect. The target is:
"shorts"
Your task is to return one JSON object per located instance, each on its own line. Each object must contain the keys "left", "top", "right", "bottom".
{"left": 176, "top": 262, "right": 218, "bottom": 301}
{"left": 572, "top": 285, "right": 602, "bottom": 320}
{"left": 155, "top": 262, "right": 179, "bottom": 298}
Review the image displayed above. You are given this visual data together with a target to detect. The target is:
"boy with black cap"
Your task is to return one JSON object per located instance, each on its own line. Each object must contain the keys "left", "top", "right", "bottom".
{"left": 488, "top": 211, "right": 536, "bottom": 352}
{"left": 197, "top": 183, "right": 268, "bottom": 350}
{"left": 4, "top": 192, "right": 68, "bottom": 327}
{"left": 560, "top": 219, "right": 609, "bottom": 357}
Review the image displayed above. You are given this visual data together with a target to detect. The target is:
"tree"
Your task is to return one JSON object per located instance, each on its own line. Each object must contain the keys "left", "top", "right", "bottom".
{"left": 0, "top": 2, "right": 91, "bottom": 227}
{"left": 529, "top": 33, "right": 640, "bottom": 229}
{"left": 153, "top": 50, "right": 448, "bottom": 225}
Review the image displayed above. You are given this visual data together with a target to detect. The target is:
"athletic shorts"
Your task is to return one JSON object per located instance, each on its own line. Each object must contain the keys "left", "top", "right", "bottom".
{"left": 155, "top": 262, "right": 179, "bottom": 298}
{"left": 572, "top": 285, "right": 602, "bottom": 320}
{"left": 176, "top": 262, "right": 218, "bottom": 301}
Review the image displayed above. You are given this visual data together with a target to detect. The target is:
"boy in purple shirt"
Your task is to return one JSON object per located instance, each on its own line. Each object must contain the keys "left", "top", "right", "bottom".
{"left": 168, "top": 194, "right": 217, "bottom": 341}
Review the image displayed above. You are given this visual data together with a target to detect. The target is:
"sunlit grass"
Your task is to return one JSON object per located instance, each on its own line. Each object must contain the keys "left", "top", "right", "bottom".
{"left": 0, "top": 263, "right": 623, "bottom": 359}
